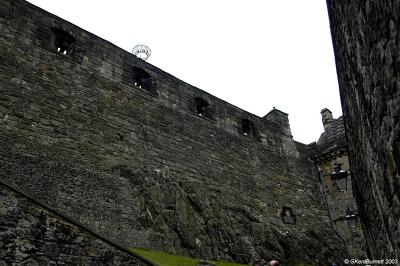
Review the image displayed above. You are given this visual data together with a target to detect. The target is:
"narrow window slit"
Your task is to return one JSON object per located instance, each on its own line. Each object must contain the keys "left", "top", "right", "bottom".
{"left": 195, "top": 97, "right": 209, "bottom": 117}
{"left": 242, "top": 119, "right": 254, "bottom": 137}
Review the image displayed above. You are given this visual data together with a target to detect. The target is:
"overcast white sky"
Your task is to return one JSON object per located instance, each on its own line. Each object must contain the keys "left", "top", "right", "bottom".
{"left": 27, "top": 0, "right": 342, "bottom": 144}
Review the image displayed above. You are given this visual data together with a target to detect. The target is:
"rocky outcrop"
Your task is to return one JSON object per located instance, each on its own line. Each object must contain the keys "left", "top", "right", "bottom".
{"left": 116, "top": 166, "right": 344, "bottom": 263}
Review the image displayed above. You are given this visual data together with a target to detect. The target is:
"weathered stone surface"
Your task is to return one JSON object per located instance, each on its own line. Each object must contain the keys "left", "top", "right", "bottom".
{"left": 327, "top": 0, "right": 400, "bottom": 259}
{"left": 0, "top": 0, "right": 347, "bottom": 264}
{"left": 0, "top": 182, "right": 152, "bottom": 265}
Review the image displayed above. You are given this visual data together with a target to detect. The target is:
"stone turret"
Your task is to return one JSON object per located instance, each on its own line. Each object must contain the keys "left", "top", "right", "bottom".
{"left": 263, "top": 107, "right": 292, "bottom": 137}
{"left": 321, "top": 108, "right": 334, "bottom": 130}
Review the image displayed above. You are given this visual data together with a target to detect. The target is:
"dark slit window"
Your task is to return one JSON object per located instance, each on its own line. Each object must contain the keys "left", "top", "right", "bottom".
{"left": 51, "top": 28, "right": 75, "bottom": 55}
{"left": 240, "top": 118, "right": 260, "bottom": 141}
{"left": 132, "top": 67, "right": 152, "bottom": 90}
{"left": 195, "top": 97, "right": 209, "bottom": 117}
{"left": 242, "top": 119, "right": 252, "bottom": 136}
{"left": 122, "top": 65, "right": 157, "bottom": 96}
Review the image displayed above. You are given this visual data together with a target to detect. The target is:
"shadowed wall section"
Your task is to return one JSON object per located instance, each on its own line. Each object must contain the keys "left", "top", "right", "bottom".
{"left": 0, "top": 181, "right": 153, "bottom": 265}
{"left": 326, "top": 0, "right": 400, "bottom": 258}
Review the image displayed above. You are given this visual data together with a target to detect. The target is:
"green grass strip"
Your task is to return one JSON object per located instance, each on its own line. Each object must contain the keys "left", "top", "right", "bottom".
{"left": 129, "top": 248, "right": 246, "bottom": 266}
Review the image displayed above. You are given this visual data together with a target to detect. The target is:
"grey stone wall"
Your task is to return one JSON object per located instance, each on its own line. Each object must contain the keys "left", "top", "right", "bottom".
{"left": 0, "top": 181, "right": 152, "bottom": 265}
{"left": 317, "top": 154, "right": 366, "bottom": 257}
{"left": 0, "top": 0, "right": 346, "bottom": 264}
{"left": 326, "top": 0, "right": 400, "bottom": 259}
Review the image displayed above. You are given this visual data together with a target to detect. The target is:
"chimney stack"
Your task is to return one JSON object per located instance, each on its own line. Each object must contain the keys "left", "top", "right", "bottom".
{"left": 321, "top": 108, "right": 334, "bottom": 130}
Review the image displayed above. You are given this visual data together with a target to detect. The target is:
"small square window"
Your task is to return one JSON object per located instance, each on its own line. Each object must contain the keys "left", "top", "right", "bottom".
{"left": 281, "top": 207, "right": 296, "bottom": 224}
{"left": 241, "top": 119, "right": 259, "bottom": 140}
{"left": 194, "top": 97, "right": 210, "bottom": 117}
{"left": 51, "top": 28, "right": 75, "bottom": 55}
{"left": 132, "top": 67, "right": 149, "bottom": 88}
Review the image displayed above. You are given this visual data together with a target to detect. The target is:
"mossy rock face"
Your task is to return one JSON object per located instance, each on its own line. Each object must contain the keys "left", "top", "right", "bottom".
{"left": 120, "top": 167, "right": 344, "bottom": 265}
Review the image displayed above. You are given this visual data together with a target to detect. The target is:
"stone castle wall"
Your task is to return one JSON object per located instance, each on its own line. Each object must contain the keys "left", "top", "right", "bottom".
{"left": 1, "top": 0, "right": 346, "bottom": 264}
{"left": 326, "top": 0, "right": 400, "bottom": 259}
{"left": 0, "top": 181, "right": 152, "bottom": 265}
